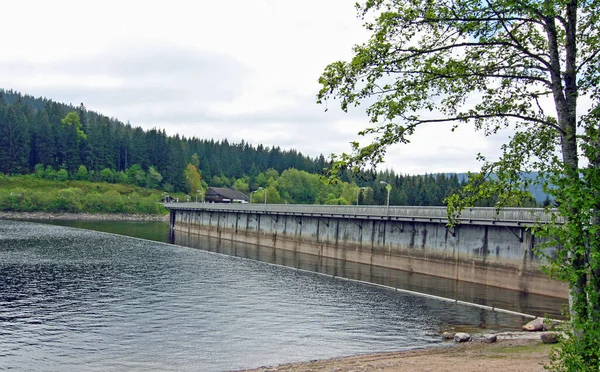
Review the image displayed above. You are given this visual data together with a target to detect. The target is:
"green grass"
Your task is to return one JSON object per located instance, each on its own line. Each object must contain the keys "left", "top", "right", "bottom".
{"left": 0, "top": 174, "right": 170, "bottom": 215}
{"left": 487, "top": 342, "right": 552, "bottom": 355}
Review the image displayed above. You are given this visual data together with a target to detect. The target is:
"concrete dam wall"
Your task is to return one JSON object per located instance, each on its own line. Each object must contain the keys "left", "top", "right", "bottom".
{"left": 166, "top": 204, "right": 568, "bottom": 299}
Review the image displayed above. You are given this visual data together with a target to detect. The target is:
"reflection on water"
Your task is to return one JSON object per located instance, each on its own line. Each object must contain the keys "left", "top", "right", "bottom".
{"left": 33, "top": 219, "right": 172, "bottom": 243}
{"left": 0, "top": 220, "right": 549, "bottom": 371}
{"left": 34, "top": 219, "right": 566, "bottom": 318}
{"left": 171, "top": 230, "right": 566, "bottom": 319}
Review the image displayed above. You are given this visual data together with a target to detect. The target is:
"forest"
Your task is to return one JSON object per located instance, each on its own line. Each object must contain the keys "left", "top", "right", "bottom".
{"left": 0, "top": 89, "right": 538, "bottom": 210}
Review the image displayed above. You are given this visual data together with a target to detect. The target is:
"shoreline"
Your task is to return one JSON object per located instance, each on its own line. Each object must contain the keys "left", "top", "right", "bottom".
{"left": 0, "top": 211, "right": 169, "bottom": 222}
{"left": 239, "top": 333, "right": 551, "bottom": 372}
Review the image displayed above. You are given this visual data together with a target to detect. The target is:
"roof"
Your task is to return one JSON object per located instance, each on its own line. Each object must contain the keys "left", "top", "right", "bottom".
{"left": 206, "top": 187, "right": 249, "bottom": 201}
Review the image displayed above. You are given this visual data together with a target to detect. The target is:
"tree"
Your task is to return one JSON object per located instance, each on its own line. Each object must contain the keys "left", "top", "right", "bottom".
{"left": 265, "top": 186, "right": 283, "bottom": 204}
{"left": 233, "top": 178, "right": 250, "bottom": 193}
{"left": 125, "top": 164, "right": 145, "bottom": 186}
{"left": 99, "top": 168, "right": 116, "bottom": 183}
{"left": 253, "top": 186, "right": 282, "bottom": 204}
{"left": 61, "top": 111, "right": 86, "bottom": 140}
{"left": 31, "top": 110, "right": 55, "bottom": 167}
{"left": 146, "top": 166, "right": 163, "bottom": 189}
{"left": 318, "top": 0, "right": 599, "bottom": 368}
{"left": 190, "top": 153, "right": 200, "bottom": 168}
{"left": 75, "top": 165, "right": 89, "bottom": 181}
{"left": 184, "top": 163, "right": 202, "bottom": 194}
{"left": 0, "top": 105, "right": 30, "bottom": 174}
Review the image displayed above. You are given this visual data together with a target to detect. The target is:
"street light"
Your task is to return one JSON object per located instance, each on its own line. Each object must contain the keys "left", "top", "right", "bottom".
{"left": 356, "top": 186, "right": 367, "bottom": 206}
{"left": 380, "top": 181, "right": 391, "bottom": 217}
{"left": 379, "top": 181, "right": 391, "bottom": 207}
{"left": 250, "top": 189, "right": 258, "bottom": 203}
{"left": 251, "top": 187, "right": 263, "bottom": 204}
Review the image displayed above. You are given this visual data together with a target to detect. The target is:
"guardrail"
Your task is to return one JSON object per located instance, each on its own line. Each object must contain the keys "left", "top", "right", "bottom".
{"left": 164, "top": 203, "right": 562, "bottom": 226}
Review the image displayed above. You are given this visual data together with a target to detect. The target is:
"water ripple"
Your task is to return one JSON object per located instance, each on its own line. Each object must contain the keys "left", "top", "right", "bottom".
{"left": 0, "top": 220, "right": 525, "bottom": 371}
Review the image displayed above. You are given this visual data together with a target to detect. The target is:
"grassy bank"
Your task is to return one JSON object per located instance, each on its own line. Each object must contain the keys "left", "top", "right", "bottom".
{"left": 0, "top": 175, "right": 169, "bottom": 215}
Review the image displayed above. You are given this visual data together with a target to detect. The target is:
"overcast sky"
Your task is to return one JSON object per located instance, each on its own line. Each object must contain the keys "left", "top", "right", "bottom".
{"left": 1, "top": 0, "right": 518, "bottom": 175}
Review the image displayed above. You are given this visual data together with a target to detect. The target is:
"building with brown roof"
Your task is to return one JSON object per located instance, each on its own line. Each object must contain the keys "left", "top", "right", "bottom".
{"left": 204, "top": 187, "right": 249, "bottom": 203}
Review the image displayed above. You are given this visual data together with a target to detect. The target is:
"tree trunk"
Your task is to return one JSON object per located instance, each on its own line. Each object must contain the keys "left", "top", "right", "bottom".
{"left": 591, "top": 123, "right": 600, "bottom": 319}
{"left": 546, "top": 0, "right": 587, "bottom": 328}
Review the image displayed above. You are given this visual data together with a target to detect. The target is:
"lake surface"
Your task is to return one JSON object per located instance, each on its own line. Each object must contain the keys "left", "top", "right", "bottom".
{"left": 43, "top": 219, "right": 566, "bottom": 317}
{"left": 0, "top": 220, "right": 561, "bottom": 371}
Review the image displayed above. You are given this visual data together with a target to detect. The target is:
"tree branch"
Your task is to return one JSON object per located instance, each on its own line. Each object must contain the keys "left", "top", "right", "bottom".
{"left": 383, "top": 68, "right": 552, "bottom": 86}
{"left": 577, "top": 48, "right": 600, "bottom": 73}
{"left": 391, "top": 40, "right": 551, "bottom": 69}
{"left": 486, "top": 0, "right": 551, "bottom": 71}
{"left": 406, "top": 113, "right": 563, "bottom": 132}
{"left": 415, "top": 15, "right": 545, "bottom": 25}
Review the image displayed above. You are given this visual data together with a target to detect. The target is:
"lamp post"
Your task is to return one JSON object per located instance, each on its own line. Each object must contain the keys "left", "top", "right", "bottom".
{"left": 250, "top": 188, "right": 260, "bottom": 204}
{"left": 251, "top": 187, "right": 264, "bottom": 204}
{"left": 380, "top": 181, "right": 391, "bottom": 216}
{"left": 356, "top": 186, "right": 367, "bottom": 206}
{"left": 263, "top": 188, "right": 267, "bottom": 205}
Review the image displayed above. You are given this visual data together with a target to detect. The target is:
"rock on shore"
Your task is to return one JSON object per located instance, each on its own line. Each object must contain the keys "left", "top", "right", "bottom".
{"left": 540, "top": 332, "right": 559, "bottom": 344}
{"left": 483, "top": 334, "right": 497, "bottom": 343}
{"left": 454, "top": 332, "right": 472, "bottom": 342}
{"left": 522, "top": 317, "right": 555, "bottom": 332}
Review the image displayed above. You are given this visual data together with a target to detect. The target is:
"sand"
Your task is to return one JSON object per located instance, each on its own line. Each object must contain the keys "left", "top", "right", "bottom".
{"left": 238, "top": 334, "right": 552, "bottom": 372}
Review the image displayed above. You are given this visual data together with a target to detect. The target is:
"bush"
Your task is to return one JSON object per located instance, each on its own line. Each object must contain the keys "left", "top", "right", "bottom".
{"left": 48, "top": 188, "right": 83, "bottom": 212}
{"left": 74, "top": 165, "right": 89, "bottom": 181}
{"left": 547, "top": 319, "right": 600, "bottom": 371}
{"left": 102, "top": 190, "right": 126, "bottom": 213}
{"left": 82, "top": 192, "right": 107, "bottom": 213}
{"left": 0, "top": 189, "right": 32, "bottom": 211}
{"left": 99, "top": 168, "right": 116, "bottom": 183}
{"left": 0, "top": 174, "right": 166, "bottom": 215}
{"left": 44, "top": 166, "right": 56, "bottom": 180}
{"left": 56, "top": 169, "right": 69, "bottom": 182}
{"left": 34, "top": 164, "right": 45, "bottom": 178}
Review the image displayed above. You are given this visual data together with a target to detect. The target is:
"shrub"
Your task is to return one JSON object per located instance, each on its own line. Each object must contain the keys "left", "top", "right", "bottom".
{"left": 56, "top": 169, "right": 69, "bottom": 182}
{"left": 48, "top": 188, "right": 83, "bottom": 212}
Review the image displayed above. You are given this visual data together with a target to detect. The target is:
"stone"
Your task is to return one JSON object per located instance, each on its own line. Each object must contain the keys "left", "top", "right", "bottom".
{"left": 541, "top": 332, "right": 558, "bottom": 344}
{"left": 454, "top": 332, "right": 472, "bottom": 342}
{"left": 442, "top": 332, "right": 455, "bottom": 340}
{"left": 483, "top": 334, "right": 497, "bottom": 343}
{"left": 522, "top": 317, "right": 547, "bottom": 332}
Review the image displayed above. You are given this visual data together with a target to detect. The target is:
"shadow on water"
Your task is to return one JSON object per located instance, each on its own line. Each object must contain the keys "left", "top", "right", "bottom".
{"left": 32, "top": 219, "right": 566, "bottom": 319}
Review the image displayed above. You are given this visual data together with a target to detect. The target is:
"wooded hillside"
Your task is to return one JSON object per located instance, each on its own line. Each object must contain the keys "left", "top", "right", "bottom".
{"left": 0, "top": 89, "right": 325, "bottom": 192}
{"left": 0, "top": 89, "right": 537, "bottom": 207}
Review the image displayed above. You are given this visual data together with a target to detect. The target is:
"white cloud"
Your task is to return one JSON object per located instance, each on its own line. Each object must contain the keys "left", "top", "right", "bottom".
{"left": 0, "top": 0, "right": 525, "bottom": 175}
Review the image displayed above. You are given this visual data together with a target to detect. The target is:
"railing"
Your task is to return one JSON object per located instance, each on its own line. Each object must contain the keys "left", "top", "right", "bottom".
{"left": 164, "top": 203, "right": 562, "bottom": 226}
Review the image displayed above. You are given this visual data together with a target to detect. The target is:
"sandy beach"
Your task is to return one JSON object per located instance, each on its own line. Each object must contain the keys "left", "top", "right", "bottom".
{"left": 239, "top": 333, "right": 552, "bottom": 372}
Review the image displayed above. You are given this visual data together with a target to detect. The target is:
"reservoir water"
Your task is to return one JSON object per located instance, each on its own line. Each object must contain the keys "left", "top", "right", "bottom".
{"left": 0, "top": 220, "right": 564, "bottom": 371}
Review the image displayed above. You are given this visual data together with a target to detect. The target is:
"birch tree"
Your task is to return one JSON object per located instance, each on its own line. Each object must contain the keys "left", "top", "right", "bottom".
{"left": 318, "top": 0, "right": 599, "bottom": 368}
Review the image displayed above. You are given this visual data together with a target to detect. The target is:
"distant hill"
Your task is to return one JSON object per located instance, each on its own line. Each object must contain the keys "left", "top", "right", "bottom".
{"left": 0, "top": 89, "right": 327, "bottom": 192}
{"left": 0, "top": 89, "right": 547, "bottom": 206}
{"left": 452, "top": 172, "right": 550, "bottom": 204}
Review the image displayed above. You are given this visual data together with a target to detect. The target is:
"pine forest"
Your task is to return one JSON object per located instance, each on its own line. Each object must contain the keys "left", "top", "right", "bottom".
{"left": 0, "top": 89, "right": 537, "bottom": 212}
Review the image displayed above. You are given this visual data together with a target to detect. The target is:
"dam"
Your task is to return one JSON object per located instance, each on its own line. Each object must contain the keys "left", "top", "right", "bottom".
{"left": 164, "top": 203, "right": 568, "bottom": 299}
